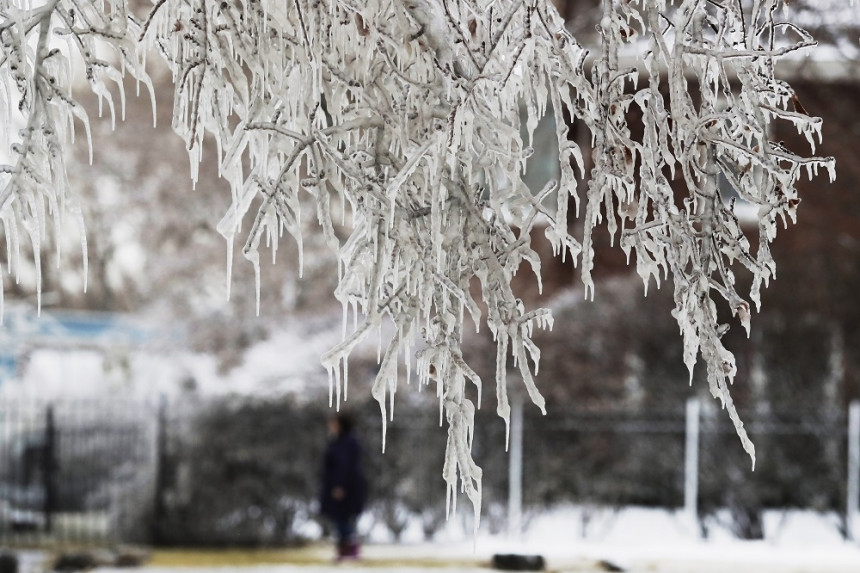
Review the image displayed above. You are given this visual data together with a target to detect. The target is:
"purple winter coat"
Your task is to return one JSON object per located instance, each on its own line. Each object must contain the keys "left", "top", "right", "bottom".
{"left": 320, "top": 432, "right": 367, "bottom": 519}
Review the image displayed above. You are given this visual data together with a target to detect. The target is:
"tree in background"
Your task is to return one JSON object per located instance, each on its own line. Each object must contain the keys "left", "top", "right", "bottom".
{"left": 0, "top": 0, "right": 837, "bottom": 522}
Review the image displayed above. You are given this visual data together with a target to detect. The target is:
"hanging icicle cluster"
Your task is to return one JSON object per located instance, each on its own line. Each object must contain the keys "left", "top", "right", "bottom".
{"left": 1, "top": 0, "right": 837, "bottom": 526}
{"left": 1, "top": 0, "right": 153, "bottom": 316}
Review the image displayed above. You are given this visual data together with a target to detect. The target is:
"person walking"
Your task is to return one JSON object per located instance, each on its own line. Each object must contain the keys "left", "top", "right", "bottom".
{"left": 320, "top": 412, "right": 367, "bottom": 560}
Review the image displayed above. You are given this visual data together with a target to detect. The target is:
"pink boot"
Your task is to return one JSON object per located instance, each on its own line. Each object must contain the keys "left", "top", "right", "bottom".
{"left": 336, "top": 541, "right": 360, "bottom": 561}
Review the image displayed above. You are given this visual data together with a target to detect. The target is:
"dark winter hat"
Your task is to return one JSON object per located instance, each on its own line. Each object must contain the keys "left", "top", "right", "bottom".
{"left": 335, "top": 411, "right": 355, "bottom": 435}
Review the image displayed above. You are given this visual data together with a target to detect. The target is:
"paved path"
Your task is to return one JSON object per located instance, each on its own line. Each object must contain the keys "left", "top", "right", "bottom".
{"left": 96, "top": 568, "right": 490, "bottom": 573}
{"left": 21, "top": 539, "right": 860, "bottom": 573}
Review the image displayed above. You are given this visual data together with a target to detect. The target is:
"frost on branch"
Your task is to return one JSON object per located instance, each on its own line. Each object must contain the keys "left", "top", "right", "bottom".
{"left": 591, "top": 0, "right": 835, "bottom": 467}
{"left": 2, "top": 0, "right": 836, "bottom": 524}
{"left": 141, "top": 0, "right": 587, "bottom": 528}
{"left": 0, "top": 0, "right": 153, "bottom": 315}
{"left": 139, "top": 0, "right": 835, "bottom": 512}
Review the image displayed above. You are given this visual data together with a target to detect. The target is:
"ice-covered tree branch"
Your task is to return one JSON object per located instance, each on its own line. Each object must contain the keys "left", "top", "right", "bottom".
{"left": 0, "top": 0, "right": 840, "bottom": 526}
{"left": 0, "top": 0, "right": 152, "bottom": 313}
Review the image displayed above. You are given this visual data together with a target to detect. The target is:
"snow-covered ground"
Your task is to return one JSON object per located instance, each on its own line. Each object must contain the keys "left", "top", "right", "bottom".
{"left": 85, "top": 507, "right": 860, "bottom": 573}
{"left": 367, "top": 507, "right": 860, "bottom": 572}
{"left": 501, "top": 506, "right": 860, "bottom": 572}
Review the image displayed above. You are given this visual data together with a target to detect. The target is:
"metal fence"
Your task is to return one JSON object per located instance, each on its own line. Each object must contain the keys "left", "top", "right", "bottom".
{"left": 0, "top": 395, "right": 857, "bottom": 546}
{"left": 0, "top": 400, "right": 159, "bottom": 547}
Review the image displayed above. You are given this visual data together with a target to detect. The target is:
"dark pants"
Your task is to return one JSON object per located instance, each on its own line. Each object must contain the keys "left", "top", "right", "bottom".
{"left": 333, "top": 516, "right": 356, "bottom": 546}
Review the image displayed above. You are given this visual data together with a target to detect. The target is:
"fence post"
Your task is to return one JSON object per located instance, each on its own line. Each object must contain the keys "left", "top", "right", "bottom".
{"left": 847, "top": 401, "right": 860, "bottom": 539}
{"left": 508, "top": 391, "right": 524, "bottom": 539}
{"left": 684, "top": 397, "right": 700, "bottom": 530}
{"left": 152, "top": 394, "right": 169, "bottom": 544}
{"left": 42, "top": 404, "right": 57, "bottom": 535}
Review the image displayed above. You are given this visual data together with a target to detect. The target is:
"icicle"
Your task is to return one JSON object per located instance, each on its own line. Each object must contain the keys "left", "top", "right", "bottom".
{"left": 343, "top": 356, "right": 349, "bottom": 402}
{"left": 335, "top": 358, "right": 342, "bottom": 410}
{"left": 405, "top": 340, "right": 412, "bottom": 386}
{"left": 389, "top": 373, "right": 395, "bottom": 421}
{"left": 225, "top": 238, "right": 234, "bottom": 300}
{"left": 438, "top": 385, "right": 444, "bottom": 426}
{"left": 328, "top": 366, "right": 334, "bottom": 408}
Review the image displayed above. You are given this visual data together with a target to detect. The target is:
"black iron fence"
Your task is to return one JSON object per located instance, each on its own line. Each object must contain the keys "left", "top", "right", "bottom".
{"left": 0, "top": 395, "right": 853, "bottom": 546}
{"left": 0, "top": 400, "right": 159, "bottom": 547}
